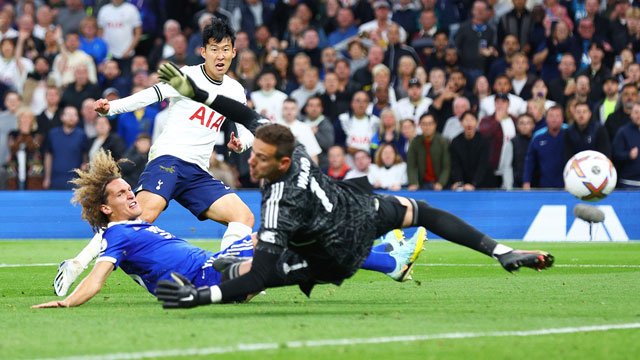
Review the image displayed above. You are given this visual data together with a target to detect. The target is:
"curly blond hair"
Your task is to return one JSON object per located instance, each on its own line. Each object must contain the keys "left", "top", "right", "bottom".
{"left": 69, "top": 149, "right": 122, "bottom": 232}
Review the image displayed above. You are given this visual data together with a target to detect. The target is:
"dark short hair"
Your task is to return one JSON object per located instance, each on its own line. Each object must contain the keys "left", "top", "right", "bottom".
{"left": 460, "top": 110, "right": 477, "bottom": 122}
{"left": 202, "top": 17, "right": 235, "bottom": 47}
{"left": 575, "top": 101, "right": 591, "bottom": 110}
{"left": 255, "top": 123, "right": 295, "bottom": 159}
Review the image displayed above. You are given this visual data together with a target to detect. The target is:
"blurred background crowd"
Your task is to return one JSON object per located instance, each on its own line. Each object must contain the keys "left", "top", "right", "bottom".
{"left": 0, "top": 0, "right": 639, "bottom": 191}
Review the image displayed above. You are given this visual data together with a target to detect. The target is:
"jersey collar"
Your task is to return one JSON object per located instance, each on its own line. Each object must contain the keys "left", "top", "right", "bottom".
{"left": 200, "top": 64, "right": 223, "bottom": 85}
{"left": 107, "top": 219, "right": 144, "bottom": 228}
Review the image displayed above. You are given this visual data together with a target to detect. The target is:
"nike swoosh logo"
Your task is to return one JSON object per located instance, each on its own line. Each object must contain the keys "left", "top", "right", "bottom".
{"left": 182, "top": 294, "right": 194, "bottom": 302}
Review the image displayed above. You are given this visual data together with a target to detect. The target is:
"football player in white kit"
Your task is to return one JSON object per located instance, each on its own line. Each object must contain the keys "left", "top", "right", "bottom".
{"left": 53, "top": 18, "right": 255, "bottom": 296}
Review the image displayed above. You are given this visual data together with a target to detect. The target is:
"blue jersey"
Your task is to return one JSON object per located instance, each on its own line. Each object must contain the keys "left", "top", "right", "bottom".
{"left": 96, "top": 220, "right": 253, "bottom": 295}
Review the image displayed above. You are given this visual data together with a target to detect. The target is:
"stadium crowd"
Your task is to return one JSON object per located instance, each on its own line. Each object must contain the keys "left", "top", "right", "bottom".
{"left": 0, "top": 0, "right": 639, "bottom": 191}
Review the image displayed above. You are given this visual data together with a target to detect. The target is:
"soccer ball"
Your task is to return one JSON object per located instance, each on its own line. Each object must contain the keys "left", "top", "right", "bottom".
{"left": 563, "top": 150, "right": 617, "bottom": 202}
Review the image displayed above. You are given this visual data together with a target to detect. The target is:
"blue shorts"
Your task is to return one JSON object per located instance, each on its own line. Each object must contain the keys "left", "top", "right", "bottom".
{"left": 193, "top": 235, "right": 254, "bottom": 288}
{"left": 135, "top": 155, "right": 234, "bottom": 220}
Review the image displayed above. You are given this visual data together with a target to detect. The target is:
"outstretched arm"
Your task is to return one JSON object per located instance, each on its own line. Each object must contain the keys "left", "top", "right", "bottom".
{"left": 32, "top": 261, "right": 114, "bottom": 308}
{"left": 158, "top": 62, "right": 268, "bottom": 135}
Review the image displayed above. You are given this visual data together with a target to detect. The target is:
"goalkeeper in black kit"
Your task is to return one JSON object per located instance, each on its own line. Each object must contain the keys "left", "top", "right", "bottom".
{"left": 154, "top": 63, "right": 555, "bottom": 308}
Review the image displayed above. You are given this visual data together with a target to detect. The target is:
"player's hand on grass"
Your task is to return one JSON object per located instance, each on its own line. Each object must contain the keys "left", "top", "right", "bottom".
{"left": 31, "top": 300, "right": 68, "bottom": 309}
{"left": 158, "top": 62, "right": 211, "bottom": 105}
{"left": 156, "top": 272, "right": 212, "bottom": 309}
{"left": 227, "top": 131, "right": 243, "bottom": 153}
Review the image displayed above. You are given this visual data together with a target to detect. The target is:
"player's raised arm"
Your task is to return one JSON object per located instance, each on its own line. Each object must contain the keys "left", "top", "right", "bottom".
{"left": 158, "top": 62, "right": 268, "bottom": 134}
{"left": 32, "top": 261, "right": 114, "bottom": 308}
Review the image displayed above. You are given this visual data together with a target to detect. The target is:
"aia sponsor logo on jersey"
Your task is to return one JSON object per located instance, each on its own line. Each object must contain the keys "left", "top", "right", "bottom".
{"left": 189, "top": 106, "right": 226, "bottom": 131}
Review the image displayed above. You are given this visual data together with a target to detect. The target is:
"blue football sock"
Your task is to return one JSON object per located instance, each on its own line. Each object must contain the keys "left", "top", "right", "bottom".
{"left": 361, "top": 247, "right": 396, "bottom": 273}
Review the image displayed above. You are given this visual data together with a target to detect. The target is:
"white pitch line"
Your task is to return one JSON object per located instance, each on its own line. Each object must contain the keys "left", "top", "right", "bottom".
{"left": 415, "top": 263, "right": 640, "bottom": 268}
{"left": 32, "top": 322, "right": 640, "bottom": 360}
{"left": 0, "top": 263, "right": 58, "bottom": 268}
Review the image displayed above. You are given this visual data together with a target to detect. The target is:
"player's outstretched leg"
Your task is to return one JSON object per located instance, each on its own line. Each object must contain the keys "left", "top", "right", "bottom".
{"left": 361, "top": 228, "right": 426, "bottom": 281}
{"left": 386, "top": 227, "right": 426, "bottom": 281}
{"left": 409, "top": 199, "right": 554, "bottom": 272}
{"left": 53, "top": 231, "right": 102, "bottom": 296}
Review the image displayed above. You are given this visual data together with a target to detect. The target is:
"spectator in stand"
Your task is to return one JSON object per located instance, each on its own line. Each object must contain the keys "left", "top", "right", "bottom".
{"left": 193, "top": 0, "right": 233, "bottom": 32}
{"left": 612, "top": 102, "right": 640, "bottom": 188}
{"left": 234, "top": 49, "right": 260, "bottom": 92}
{"left": 422, "top": 30, "right": 448, "bottom": 71}
{"left": 353, "top": 44, "right": 385, "bottom": 93}
{"left": 407, "top": 112, "right": 450, "bottom": 191}
{"left": 100, "top": 60, "right": 130, "bottom": 98}
{"left": 548, "top": 53, "right": 577, "bottom": 107}
{"left": 251, "top": 69, "right": 288, "bottom": 123}
{"left": 576, "top": 42, "right": 611, "bottom": 104}
{"left": 23, "top": 56, "right": 51, "bottom": 115}
{"left": 16, "top": 14, "right": 45, "bottom": 60}
{"left": 509, "top": 52, "right": 537, "bottom": 100}
{"left": 299, "top": 28, "right": 323, "bottom": 69}
{"left": 147, "top": 19, "right": 181, "bottom": 71}
{"left": 369, "top": 143, "right": 407, "bottom": 191}
{"left": 55, "top": 0, "right": 86, "bottom": 36}
{"left": 454, "top": 0, "right": 497, "bottom": 81}
{"left": 400, "top": 118, "right": 416, "bottom": 153}
{"left": 319, "top": 47, "right": 337, "bottom": 81}
{"left": 187, "top": 13, "right": 214, "bottom": 57}
{"left": 369, "top": 84, "right": 391, "bottom": 118}
{"left": 527, "top": 99, "right": 548, "bottom": 134}
{"left": 523, "top": 106, "right": 566, "bottom": 189}
{"left": 326, "top": 144, "right": 350, "bottom": 181}
{"left": 285, "top": 52, "right": 311, "bottom": 94}
{"left": 36, "top": 86, "right": 62, "bottom": 143}
{"left": 279, "top": 97, "right": 321, "bottom": 164}
{"left": 334, "top": 58, "right": 360, "bottom": 99}
{"left": 570, "top": 74, "right": 592, "bottom": 107}
{"left": 593, "top": 76, "right": 619, "bottom": 125}
{"left": 479, "top": 75, "right": 527, "bottom": 120}
{"left": 232, "top": 0, "right": 274, "bottom": 43}
{"left": 564, "top": 101, "right": 612, "bottom": 162}
{"left": 534, "top": 18, "right": 573, "bottom": 83}
{"left": 51, "top": 31, "right": 97, "bottom": 88}
{"left": 411, "top": 8, "right": 438, "bottom": 57}
{"left": 425, "top": 67, "right": 446, "bottom": 100}
{"left": 371, "top": 64, "right": 397, "bottom": 107}
{"left": 120, "top": 133, "right": 150, "bottom": 189}
{"left": 88, "top": 116, "right": 126, "bottom": 162}
{"left": 611, "top": 5, "right": 640, "bottom": 55}
{"left": 0, "top": 91, "right": 22, "bottom": 169}
{"left": 318, "top": 71, "right": 350, "bottom": 125}
{"left": 497, "top": 0, "right": 532, "bottom": 54}
{"left": 0, "top": 36, "right": 33, "bottom": 95}
{"left": 61, "top": 64, "right": 101, "bottom": 112}
{"left": 116, "top": 85, "right": 157, "bottom": 148}
{"left": 0, "top": 7, "right": 17, "bottom": 42}
{"left": 97, "top": 0, "right": 142, "bottom": 77}
{"left": 383, "top": 23, "right": 420, "bottom": 77}
{"left": 442, "top": 96, "right": 470, "bottom": 142}
{"left": 503, "top": 113, "right": 535, "bottom": 188}
{"left": 530, "top": 78, "right": 557, "bottom": 111}
{"left": 583, "top": 0, "right": 610, "bottom": 37}
{"left": 43, "top": 105, "right": 87, "bottom": 190}
{"left": 328, "top": 6, "right": 358, "bottom": 48}
{"left": 165, "top": 34, "right": 201, "bottom": 67}
{"left": 479, "top": 94, "right": 517, "bottom": 189}
{"left": 488, "top": 34, "right": 520, "bottom": 85}
{"left": 5, "top": 107, "right": 43, "bottom": 190}
{"left": 80, "top": 98, "right": 98, "bottom": 139}
{"left": 450, "top": 111, "right": 492, "bottom": 191}
{"left": 291, "top": 67, "right": 324, "bottom": 111}
{"left": 42, "top": 27, "right": 61, "bottom": 66}
{"left": 392, "top": 0, "right": 420, "bottom": 36}
{"left": 33, "top": 5, "right": 54, "bottom": 41}
{"left": 271, "top": 51, "right": 291, "bottom": 93}
{"left": 370, "top": 108, "right": 406, "bottom": 159}
{"left": 78, "top": 16, "right": 108, "bottom": 68}
{"left": 606, "top": 83, "right": 638, "bottom": 142}
{"left": 359, "top": 1, "right": 408, "bottom": 45}
{"left": 302, "top": 95, "right": 334, "bottom": 171}
{"left": 393, "top": 55, "right": 418, "bottom": 100}
{"left": 612, "top": 48, "right": 634, "bottom": 84}
{"left": 471, "top": 75, "right": 491, "bottom": 113}
{"left": 338, "top": 91, "right": 380, "bottom": 155}
{"left": 393, "top": 78, "right": 432, "bottom": 130}
{"left": 623, "top": 63, "right": 640, "bottom": 90}
{"left": 344, "top": 39, "right": 368, "bottom": 75}
{"left": 281, "top": 16, "right": 305, "bottom": 57}
{"left": 344, "top": 149, "right": 373, "bottom": 182}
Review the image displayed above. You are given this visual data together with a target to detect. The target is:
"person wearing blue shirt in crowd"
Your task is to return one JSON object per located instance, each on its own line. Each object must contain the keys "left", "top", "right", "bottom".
{"left": 612, "top": 103, "right": 640, "bottom": 188}
{"left": 115, "top": 85, "right": 158, "bottom": 148}
{"left": 78, "top": 16, "right": 108, "bottom": 67}
{"left": 43, "top": 106, "right": 88, "bottom": 190}
{"left": 523, "top": 106, "right": 566, "bottom": 189}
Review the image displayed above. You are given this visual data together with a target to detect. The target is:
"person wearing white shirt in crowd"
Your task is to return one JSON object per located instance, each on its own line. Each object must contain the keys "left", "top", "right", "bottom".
{"left": 290, "top": 66, "right": 325, "bottom": 110}
{"left": 478, "top": 75, "right": 527, "bottom": 119}
{"left": 441, "top": 96, "right": 471, "bottom": 142}
{"left": 251, "top": 68, "right": 288, "bottom": 122}
{"left": 369, "top": 142, "right": 408, "bottom": 191}
{"left": 279, "top": 97, "right": 321, "bottom": 164}
{"left": 344, "top": 149, "right": 374, "bottom": 183}
{"left": 359, "top": 1, "right": 407, "bottom": 44}
{"left": 339, "top": 90, "right": 380, "bottom": 156}
{"left": 33, "top": 5, "right": 55, "bottom": 40}
{"left": 393, "top": 78, "right": 432, "bottom": 132}
{"left": 0, "top": 8, "right": 18, "bottom": 41}
{"left": 97, "top": 0, "right": 142, "bottom": 74}
{"left": 51, "top": 31, "right": 97, "bottom": 88}
{"left": 0, "top": 35, "right": 33, "bottom": 94}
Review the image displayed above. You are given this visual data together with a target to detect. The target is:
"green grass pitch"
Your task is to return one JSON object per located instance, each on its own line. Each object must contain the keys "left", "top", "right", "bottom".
{"left": 1, "top": 239, "right": 639, "bottom": 360}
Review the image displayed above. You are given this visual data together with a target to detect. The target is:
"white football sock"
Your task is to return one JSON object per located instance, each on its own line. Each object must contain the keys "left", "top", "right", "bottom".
{"left": 73, "top": 230, "right": 104, "bottom": 268}
{"left": 220, "top": 222, "right": 252, "bottom": 251}
{"left": 492, "top": 243, "right": 513, "bottom": 258}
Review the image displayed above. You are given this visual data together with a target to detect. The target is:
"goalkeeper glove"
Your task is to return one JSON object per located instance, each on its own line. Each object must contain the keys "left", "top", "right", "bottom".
{"left": 156, "top": 272, "right": 212, "bottom": 309}
{"left": 157, "top": 62, "right": 213, "bottom": 105}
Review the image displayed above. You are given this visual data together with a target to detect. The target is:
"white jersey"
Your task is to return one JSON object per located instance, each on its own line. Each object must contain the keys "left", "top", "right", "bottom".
{"left": 251, "top": 89, "right": 288, "bottom": 123}
{"left": 104, "top": 64, "right": 251, "bottom": 171}
{"left": 392, "top": 97, "right": 433, "bottom": 132}
{"left": 97, "top": 2, "right": 142, "bottom": 58}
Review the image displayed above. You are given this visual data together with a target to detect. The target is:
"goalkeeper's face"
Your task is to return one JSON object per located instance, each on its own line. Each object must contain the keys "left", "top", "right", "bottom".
{"left": 201, "top": 37, "right": 236, "bottom": 81}
{"left": 100, "top": 178, "right": 143, "bottom": 222}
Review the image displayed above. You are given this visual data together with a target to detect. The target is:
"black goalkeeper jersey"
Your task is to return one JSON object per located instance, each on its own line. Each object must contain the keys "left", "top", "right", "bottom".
{"left": 256, "top": 144, "right": 380, "bottom": 278}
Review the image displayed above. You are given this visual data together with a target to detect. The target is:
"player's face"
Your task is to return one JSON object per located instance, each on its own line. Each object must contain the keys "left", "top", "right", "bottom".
{"left": 101, "top": 179, "right": 142, "bottom": 222}
{"left": 201, "top": 37, "right": 236, "bottom": 81}
{"left": 248, "top": 139, "right": 288, "bottom": 183}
